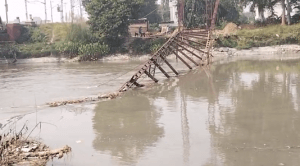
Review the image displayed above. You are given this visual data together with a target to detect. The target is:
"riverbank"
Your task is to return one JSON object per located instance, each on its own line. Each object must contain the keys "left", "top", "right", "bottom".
{"left": 1, "top": 44, "right": 299, "bottom": 64}
{"left": 216, "top": 23, "right": 300, "bottom": 49}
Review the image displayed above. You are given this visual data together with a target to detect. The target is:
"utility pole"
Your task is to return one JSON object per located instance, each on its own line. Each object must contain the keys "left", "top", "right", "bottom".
{"left": 5, "top": 0, "right": 8, "bottom": 24}
{"left": 61, "top": 0, "right": 64, "bottom": 22}
{"left": 44, "top": 0, "right": 47, "bottom": 24}
{"left": 50, "top": 1, "right": 53, "bottom": 23}
{"left": 79, "top": 0, "right": 83, "bottom": 20}
{"left": 70, "top": 0, "right": 74, "bottom": 23}
{"left": 25, "top": 0, "right": 28, "bottom": 20}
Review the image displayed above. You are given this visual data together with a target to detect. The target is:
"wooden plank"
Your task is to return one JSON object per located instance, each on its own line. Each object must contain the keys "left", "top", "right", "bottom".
{"left": 180, "top": 36, "right": 207, "bottom": 47}
{"left": 174, "top": 39, "right": 207, "bottom": 54}
{"left": 172, "top": 42, "right": 203, "bottom": 60}
{"left": 169, "top": 45, "right": 199, "bottom": 66}
{"left": 151, "top": 58, "right": 170, "bottom": 78}
{"left": 144, "top": 70, "right": 159, "bottom": 82}
{"left": 167, "top": 47, "right": 193, "bottom": 70}
{"left": 182, "top": 32, "right": 208, "bottom": 37}
{"left": 182, "top": 29, "right": 208, "bottom": 33}
{"left": 159, "top": 53, "right": 179, "bottom": 75}
{"left": 181, "top": 33, "right": 208, "bottom": 40}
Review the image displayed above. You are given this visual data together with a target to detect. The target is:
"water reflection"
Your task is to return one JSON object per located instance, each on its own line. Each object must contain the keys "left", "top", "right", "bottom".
{"left": 92, "top": 59, "right": 300, "bottom": 166}
{"left": 92, "top": 93, "right": 164, "bottom": 165}
{"left": 204, "top": 60, "right": 300, "bottom": 165}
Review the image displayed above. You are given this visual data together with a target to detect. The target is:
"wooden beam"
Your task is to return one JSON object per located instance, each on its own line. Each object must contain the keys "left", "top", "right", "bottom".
{"left": 167, "top": 46, "right": 192, "bottom": 70}
{"left": 172, "top": 42, "right": 203, "bottom": 60}
{"left": 174, "top": 39, "right": 207, "bottom": 54}
{"left": 169, "top": 45, "right": 199, "bottom": 66}
{"left": 181, "top": 33, "right": 208, "bottom": 40}
{"left": 180, "top": 36, "right": 207, "bottom": 47}
{"left": 159, "top": 52, "right": 179, "bottom": 75}
{"left": 151, "top": 59, "right": 170, "bottom": 78}
{"left": 171, "top": 42, "right": 202, "bottom": 61}
{"left": 182, "top": 32, "right": 208, "bottom": 37}
{"left": 144, "top": 70, "right": 159, "bottom": 82}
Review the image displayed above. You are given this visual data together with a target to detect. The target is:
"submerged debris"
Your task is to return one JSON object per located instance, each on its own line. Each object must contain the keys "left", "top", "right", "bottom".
{"left": 47, "top": 92, "right": 122, "bottom": 107}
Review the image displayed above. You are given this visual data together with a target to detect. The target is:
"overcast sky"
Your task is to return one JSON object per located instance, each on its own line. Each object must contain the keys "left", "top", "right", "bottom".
{"left": 0, "top": 0, "right": 88, "bottom": 23}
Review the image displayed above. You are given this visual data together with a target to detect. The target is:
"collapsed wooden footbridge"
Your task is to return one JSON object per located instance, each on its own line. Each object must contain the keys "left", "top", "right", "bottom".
{"left": 119, "top": 0, "right": 220, "bottom": 92}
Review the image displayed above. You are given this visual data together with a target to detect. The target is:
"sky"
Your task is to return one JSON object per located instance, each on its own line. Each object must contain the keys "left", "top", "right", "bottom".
{"left": 0, "top": 0, "right": 88, "bottom": 23}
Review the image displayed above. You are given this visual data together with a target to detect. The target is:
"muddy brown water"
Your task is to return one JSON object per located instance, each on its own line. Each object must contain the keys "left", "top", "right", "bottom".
{"left": 1, "top": 56, "right": 300, "bottom": 166}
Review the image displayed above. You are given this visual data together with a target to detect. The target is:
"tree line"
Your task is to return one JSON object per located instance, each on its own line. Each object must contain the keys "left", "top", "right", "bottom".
{"left": 82, "top": 0, "right": 300, "bottom": 51}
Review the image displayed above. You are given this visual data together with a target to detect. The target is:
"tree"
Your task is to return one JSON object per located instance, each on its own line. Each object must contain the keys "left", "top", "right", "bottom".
{"left": 159, "top": 0, "right": 170, "bottom": 22}
{"left": 86, "top": 0, "right": 143, "bottom": 47}
{"left": 286, "top": 0, "right": 291, "bottom": 25}
{"left": 137, "top": 0, "right": 161, "bottom": 23}
{"left": 241, "top": 0, "right": 276, "bottom": 21}
{"left": 281, "top": 0, "right": 286, "bottom": 25}
{"left": 184, "top": 0, "right": 206, "bottom": 28}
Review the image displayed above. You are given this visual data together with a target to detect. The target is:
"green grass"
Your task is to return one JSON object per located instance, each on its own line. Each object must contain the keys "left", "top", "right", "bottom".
{"left": 216, "top": 23, "right": 300, "bottom": 49}
{"left": 18, "top": 43, "right": 56, "bottom": 58}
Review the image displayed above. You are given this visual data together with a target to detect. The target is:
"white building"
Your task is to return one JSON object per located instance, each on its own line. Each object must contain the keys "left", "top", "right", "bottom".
{"left": 169, "top": 0, "right": 178, "bottom": 26}
{"left": 254, "top": 2, "right": 297, "bottom": 21}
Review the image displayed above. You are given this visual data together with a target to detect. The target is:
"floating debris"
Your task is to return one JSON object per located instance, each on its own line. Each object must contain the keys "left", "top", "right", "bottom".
{"left": 0, "top": 131, "right": 71, "bottom": 165}
{"left": 47, "top": 92, "right": 122, "bottom": 107}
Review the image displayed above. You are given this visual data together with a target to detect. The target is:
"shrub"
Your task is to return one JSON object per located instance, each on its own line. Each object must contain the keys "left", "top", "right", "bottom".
{"left": 18, "top": 43, "right": 55, "bottom": 58}
{"left": 78, "top": 43, "right": 110, "bottom": 61}
{"left": 55, "top": 41, "right": 82, "bottom": 57}
{"left": 129, "top": 38, "right": 166, "bottom": 54}
{"left": 0, "top": 44, "right": 19, "bottom": 58}
{"left": 16, "top": 26, "right": 47, "bottom": 43}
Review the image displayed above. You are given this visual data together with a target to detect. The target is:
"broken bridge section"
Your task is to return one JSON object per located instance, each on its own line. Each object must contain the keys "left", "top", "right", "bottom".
{"left": 119, "top": 28, "right": 214, "bottom": 92}
{"left": 118, "top": 0, "right": 220, "bottom": 92}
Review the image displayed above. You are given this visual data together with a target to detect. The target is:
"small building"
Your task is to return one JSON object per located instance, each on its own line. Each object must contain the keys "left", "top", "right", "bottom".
{"left": 128, "top": 18, "right": 149, "bottom": 36}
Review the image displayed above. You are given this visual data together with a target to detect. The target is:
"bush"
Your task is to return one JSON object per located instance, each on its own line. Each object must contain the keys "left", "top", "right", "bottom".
{"left": 55, "top": 41, "right": 82, "bottom": 57}
{"left": 78, "top": 43, "right": 110, "bottom": 61}
{"left": 0, "top": 44, "right": 19, "bottom": 58}
{"left": 18, "top": 43, "right": 55, "bottom": 58}
{"left": 129, "top": 38, "right": 166, "bottom": 54}
{"left": 16, "top": 26, "right": 47, "bottom": 43}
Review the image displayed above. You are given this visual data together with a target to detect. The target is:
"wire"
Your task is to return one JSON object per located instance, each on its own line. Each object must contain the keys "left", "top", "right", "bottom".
{"left": 140, "top": 7, "right": 159, "bottom": 19}
{"left": 97, "top": 61, "right": 147, "bottom": 87}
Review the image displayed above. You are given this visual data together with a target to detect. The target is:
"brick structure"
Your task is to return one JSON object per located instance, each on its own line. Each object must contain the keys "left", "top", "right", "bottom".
{"left": 6, "top": 23, "right": 22, "bottom": 41}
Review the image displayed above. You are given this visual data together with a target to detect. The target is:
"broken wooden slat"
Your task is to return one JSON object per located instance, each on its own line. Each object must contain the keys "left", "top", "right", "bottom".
{"left": 174, "top": 39, "right": 208, "bottom": 54}
{"left": 181, "top": 33, "right": 208, "bottom": 40}
{"left": 172, "top": 42, "right": 203, "bottom": 60}
{"left": 144, "top": 70, "right": 159, "bottom": 82}
{"left": 167, "top": 46, "right": 193, "bottom": 70}
{"left": 159, "top": 53, "right": 179, "bottom": 75}
{"left": 169, "top": 45, "right": 199, "bottom": 66}
{"left": 182, "top": 32, "right": 208, "bottom": 37}
{"left": 180, "top": 36, "right": 207, "bottom": 47}
{"left": 151, "top": 58, "right": 170, "bottom": 78}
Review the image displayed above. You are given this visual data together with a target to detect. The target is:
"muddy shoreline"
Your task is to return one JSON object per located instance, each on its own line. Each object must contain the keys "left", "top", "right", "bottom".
{"left": 1, "top": 44, "right": 299, "bottom": 64}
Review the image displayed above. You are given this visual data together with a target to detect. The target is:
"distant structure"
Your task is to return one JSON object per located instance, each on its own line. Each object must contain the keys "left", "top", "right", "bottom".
{"left": 32, "top": 17, "right": 43, "bottom": 25}
{"left": 128, "top": 18, "right": 149, "bottom": 37}
{"left": 169, "top": 0, "right": 178, "bottom": 26}
{"left": 254, "top": 2, "right": 296, "bottom": 21}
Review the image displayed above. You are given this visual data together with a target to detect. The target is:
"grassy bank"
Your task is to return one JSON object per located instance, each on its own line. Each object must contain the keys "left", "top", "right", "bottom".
{"left": 0, "top": 23, "right": 165, "bottom": 60}
{"left": 216, "top": 23, "right": 300, "bottom": 49}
